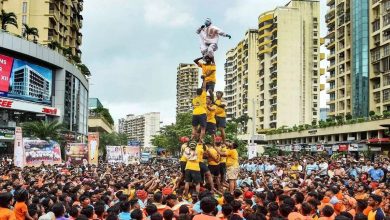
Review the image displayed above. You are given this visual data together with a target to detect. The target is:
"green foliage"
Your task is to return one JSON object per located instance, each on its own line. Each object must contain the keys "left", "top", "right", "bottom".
{"left": 77, "top": 63, "right": 91, "bottom": 76}
{"left": 99, "top": 132, "right": 128, "bottom": 159}
{"left": 22, "top": 120, "right": 64, "bottom": 141}
{"left": 22, "top": 24, "right": 39, "bottom": 41}
{"left": 262, "top": 145, "right": 279, "bottom": 157}
{"left": 383, "top": 110, "right": 390, "bottom": 118}
{"left": 91, "top": 107, "right": 114, "bottom": 125}
{"left": 369, "top": 111, "right": 376, "bottom": 117}
{"left": 345, "top": 113, "right": 352, "bottom": 120}
{"left": 0, "top": 10, "right": 18, "bottom": 31}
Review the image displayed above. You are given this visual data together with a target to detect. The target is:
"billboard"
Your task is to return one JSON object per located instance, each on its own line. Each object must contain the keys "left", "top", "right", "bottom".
{"left": 106, "top": 146, "right": 123, "bottom": 164}
{"left": 0, "top": 127, "right": 15, "bottom": 140}
{"left": 66, "top": 143, "right": 88, "bottom": 165}
{"left": 88, "top": 133, "right": 99, "bottom": 165}
{"left": 24, "top": 139, "right": 61, "bottom": 166}
{"left": 0, "top": 53, "right": 52, "bottom": 105}
{"left": 122, "top": 146, "right": 140, "bottom": 164}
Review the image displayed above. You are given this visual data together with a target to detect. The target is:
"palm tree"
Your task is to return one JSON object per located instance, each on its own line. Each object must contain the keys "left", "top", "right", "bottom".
{"left": 47, "top": 41, "right": 61, "bottom": 50}
{"left": 22, "top": 24, "right": 39, "bottom": 41}
{"left": 0, "top": 10, "right": 18, "bottom": 31}
{"left": 22, "top": 120, "right": 64, "bottom": 141}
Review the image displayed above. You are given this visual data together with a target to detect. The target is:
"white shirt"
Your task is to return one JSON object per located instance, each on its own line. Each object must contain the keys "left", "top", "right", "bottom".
{"left": 318, "top": 162, "right": 328, "bottom": 175}
{"left": 199, "top": 25, "right": 226, "bottom": 44}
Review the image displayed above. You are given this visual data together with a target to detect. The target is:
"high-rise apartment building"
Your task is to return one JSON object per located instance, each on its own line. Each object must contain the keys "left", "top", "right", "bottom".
{"left": 176, "top": 63, "right": 199, "bottom": 116}
{"left": 257, "top": 0, "right": 323, "bottom": 130}
{"left": 326, "top": 0, "right": 371, "bottom": 117}
{"left": 2, "top": 0, "right": 83, "bottom": 56}
{"left": 370, "top": 0, "right": 390, "bottom": 114}
{"left": 224, "top": 29, "right": 259, "bottom": 135}
{"left": 120, "top": 112, "right": 160, "bottom": 149}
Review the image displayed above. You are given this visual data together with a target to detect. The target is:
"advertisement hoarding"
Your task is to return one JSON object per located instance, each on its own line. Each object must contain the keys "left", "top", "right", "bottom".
{"left": 66, "top": 143, "right": 88, "bottom": 165}
{"left": 0, "top": 53, "right": 52, "bottom": 105}
{"left": 88, "top": 133, "right": 99, "bottom": 165}
{"left": 24, "top": 139, "right": 61, "bottom": 166}
{"left": 122, "top": 146, "right": 140, "bottom": 164}
{"left": 0, "top": 127, "right": 15, "bottom": 140}
{"left": 106, "top": 146, "right": 123, "bottom": 164}
{"left": 13, "top": 127, "right": 24, "bottom": 167}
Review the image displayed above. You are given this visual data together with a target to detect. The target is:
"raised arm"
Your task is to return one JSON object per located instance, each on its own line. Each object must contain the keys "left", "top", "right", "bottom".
{"left": 194, "top": 57, "right": 203, "bottom": 66}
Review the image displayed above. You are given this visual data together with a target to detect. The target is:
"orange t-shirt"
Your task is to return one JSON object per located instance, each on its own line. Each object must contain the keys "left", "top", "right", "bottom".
{"left": 14, "top": 202, "right": 27, "bottom": 220}
{"left": 0, "top": 207, "right": 16, "bottom": 220}
{"left": 288, "top": 212, "right": 304, "bottom": 220}
{"left": 363, "top": 206, "right": 373, "bottom": 216}
{"left": 193, "top": 214, "right": 219, "bottom": 220}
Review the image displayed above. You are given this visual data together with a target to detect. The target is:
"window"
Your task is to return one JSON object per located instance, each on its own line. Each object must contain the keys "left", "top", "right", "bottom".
{"left": 313, "top": 39, "right": 318, "bottom": 45}
{"left": 371, "top": 49, "right": 381, "bottom": 62}
{"left": 314, "top": 103, "right": 318, "bottom": 108}
{"left": 384, "top": 44, "right": 390, "bottom": 57}
{"left": 313, "top": 79, "right": 318, "bottom": 84}
{"left": 22, "top": 2, "right": 27, "bottom": 13}
{"left": 313, "top": 112, "right": 317, "bottom": 116}
{"left": 22, "top": 15, "right": 27, "bottom": 24}
{"left": 373, "top": 20, "right": 380, "bottom": 32}
{"left": 314, "top": 95, "right": 318, "bottom": 100}
{"left": 384, "top": 89, "right": 390, "bottom": 101}
{"left": 314, "top": 32, "right": 318, "bottom": 37}
{"left": 313, "top": 17, "right": 318, "bottom": 22}
{"left": 314, "top": 48, "right": 318, "bottom": 52}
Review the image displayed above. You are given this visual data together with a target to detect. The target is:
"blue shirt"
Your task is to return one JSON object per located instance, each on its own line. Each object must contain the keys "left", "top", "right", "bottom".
{"left": 368, "top": 168, "right": 384, "bottom": 181}
{"left": 118, "top": 212, "right": 131, "bottom": 220}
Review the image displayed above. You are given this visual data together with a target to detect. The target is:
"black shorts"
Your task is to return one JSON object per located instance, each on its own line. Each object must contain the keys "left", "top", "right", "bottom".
{"left": 192, "top": 114, "right": 207, "bottom": 127}
{"left": 180, "top": 161, "right": 186, "bottom": 175}
{"left": 200, "top": 162, "right": 209, "bottom": 174}
{"left": 219, "top": 163, "right": 227, "bottom": 175}
{"left": 208, "top": 165, "right": 220, "bottom": 176}
{"left": 206, "top": 122, "right": 216, "bottom": 135}
{"left": 185, "top": 170, "right": 201, "bottom": 183}
{"left": 216, "top": 116, "right": 226, "bottom": 128}
{"left": 206, "top": 82, "right": 215, "bottom": 92}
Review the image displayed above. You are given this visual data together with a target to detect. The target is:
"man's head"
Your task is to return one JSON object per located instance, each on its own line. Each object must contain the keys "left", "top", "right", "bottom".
{"left": 204, "top": 55, "right": 212, "bottom": 64}
{"left": 200, "top": 197, "right": 217, "bottom": 214}
{"left": 368, "top": 195, "right": 382, "bottom": 207}
{"left": 216, "top": 91, "right": 223, "bottom": 99}
{"left": 205, "top": 18, "right": 212, "bottom": 27}
{"left": 196, "top": 88, "right": 203, "bottom": 96}
{"left": 206, "top": 96, "right": 212, "bottom": 105}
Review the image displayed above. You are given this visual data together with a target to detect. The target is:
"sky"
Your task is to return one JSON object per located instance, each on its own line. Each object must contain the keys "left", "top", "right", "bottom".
{"left": 82, "top": 0, "right": 328, "bottom": 126}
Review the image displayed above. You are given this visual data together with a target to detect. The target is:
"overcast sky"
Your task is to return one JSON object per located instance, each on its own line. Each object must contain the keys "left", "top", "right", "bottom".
{"left": 82, "top": 0, "right": 327, "bottom": 126}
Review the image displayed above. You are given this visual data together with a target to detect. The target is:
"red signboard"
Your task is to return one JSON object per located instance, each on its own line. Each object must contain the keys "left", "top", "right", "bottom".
{"left": 0, "top": 55, "right": 14, "bottom": 92}
{"left": 0, "top": 99, "right": 13, "bottom": 108}
{"left": 338, "top": 144, "right": 349, "bottom": 151}
{"left": 42, "top": 108, "right": 57, "bottom": 115}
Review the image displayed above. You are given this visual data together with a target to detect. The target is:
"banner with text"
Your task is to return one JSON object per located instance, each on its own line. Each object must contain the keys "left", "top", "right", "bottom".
{"left": 88, "top": 133, "right": 99, "bottom": 165}
{"left": 122, "top": 146, "right": 140, "bottom": 164}
{"left": 24, "top": 139, "right": 61, "bottom": 166}
{"left": 106, "top": 146, "right": 123, "bottom": 164}
{"left": 66, "top": 143, "right": 88, "bottom": 165}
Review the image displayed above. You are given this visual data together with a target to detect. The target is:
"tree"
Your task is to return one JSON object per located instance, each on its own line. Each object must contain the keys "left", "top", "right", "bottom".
{"left": 22, "top": 24, "right": 39, "bottom": 41}
{"left": 62, "top": 47, "right": 73, "bottom": 59}
{"left": 22, "top": 120, "right": 64, "bottom": 141}
{"left": 345, "top": 113, "right": 352, "bottom": 121}
{"left": 0, "top": 10, "right": 18, "bottom": 31}
{"left": 91, "top": 106, "right": 114, "bottom": 125}
{"left": 47, "top": 41, "right": 61, "bottom": 50}
{"left": 77, "top": 64, "right": 91, "bottom": 76}
{"left": 99, "top": 132, "right": 128, "bottom": 159}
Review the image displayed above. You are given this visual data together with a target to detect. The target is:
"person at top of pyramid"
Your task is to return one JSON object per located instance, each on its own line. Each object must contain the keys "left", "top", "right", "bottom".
{"left": 197, "top": 18, "right": 231, "bottom": 62}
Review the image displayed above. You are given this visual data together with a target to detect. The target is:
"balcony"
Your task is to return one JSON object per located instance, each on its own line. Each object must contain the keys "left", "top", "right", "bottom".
{"left": 327, "top": 0, "right": 335, "bottom": 6}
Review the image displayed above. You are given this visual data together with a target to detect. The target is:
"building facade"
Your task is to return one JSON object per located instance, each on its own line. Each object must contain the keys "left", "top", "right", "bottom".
{"left": 224, "top": 29, "right": 259, "bottom": 135}
{"left": 370, "top": 0, "right": 390, "bottom": 115}
{"left": 120, "top": 112, "right": 160, "bottom": 149}
{"left": 2, "top": 0, "right": 83, "bottom": 56}
{"left": 257, "top": 0, "right": 323, "bottom": 130}
{"left": 0, "top": 31, "right": 88, "bottom": 155}
{"left": 176, "top": 63, "right": 198, "bottom": 116}
{"left": 88, "top": 98, "right": 113, "bottom": 134}
{"left": 88, "top": 98, "right": 103, "bottom": 109}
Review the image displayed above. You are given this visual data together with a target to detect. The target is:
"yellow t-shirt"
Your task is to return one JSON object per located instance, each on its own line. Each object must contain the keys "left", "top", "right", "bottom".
{"left": 215, "top": 99, "right": 227, "bottom": 118}
{"left": 219, "top": 145, "right": 227, "bottom": 163}
{"left": 208, "top": 147, "right": 220, "bottom": 166}
{"left": 290, "top": 165, "right": 300, "bottom": 179}
{"left": 185, "top": 144, "right": 204, "bottom": 171}
{"left": 226, "top": 149, "right": 239, "bottom": 168}
{"left": 206, "top": 104, "right": 217, "bottom": 124}
{"left": 180, "top": 143, "right": 188, "bottom": 162}
{"left": 199, "top": 63, "right": 216, "bottom": 83}
{"left": 192, "top": 91, "right": 207, "bottom": 115}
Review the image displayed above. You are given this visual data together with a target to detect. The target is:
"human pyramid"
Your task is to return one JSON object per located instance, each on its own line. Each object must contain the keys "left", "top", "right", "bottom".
{"left": 179, "top": 18, "right": 239, "bottom": 197}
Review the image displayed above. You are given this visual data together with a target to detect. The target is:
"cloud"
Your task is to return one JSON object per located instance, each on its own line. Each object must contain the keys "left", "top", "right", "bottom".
{"left": 143, "top": 0, "right": 194, "bottom": 27}
{"left": 224, "top": 0, "right": 289, "bottom": 26}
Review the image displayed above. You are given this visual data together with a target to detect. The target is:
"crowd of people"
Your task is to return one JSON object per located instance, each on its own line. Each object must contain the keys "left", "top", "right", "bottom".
{"left": 0, "top": 153, "right": 389, "bottom": 220}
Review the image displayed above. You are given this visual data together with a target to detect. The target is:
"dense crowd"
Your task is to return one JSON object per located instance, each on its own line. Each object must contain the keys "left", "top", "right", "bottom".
{"left": 0, "top": 152, "right": 389, "bottom": 220}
